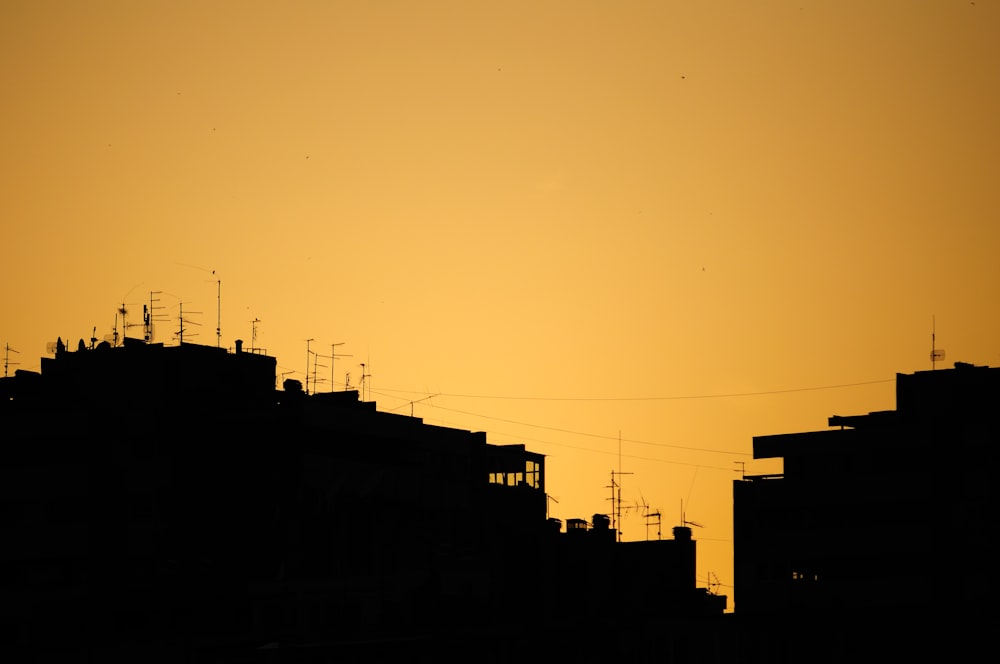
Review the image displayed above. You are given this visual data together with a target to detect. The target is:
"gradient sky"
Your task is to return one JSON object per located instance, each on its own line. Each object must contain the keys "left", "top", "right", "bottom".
{"left": 3, "top": 1, "right": 999, "bottom": 611}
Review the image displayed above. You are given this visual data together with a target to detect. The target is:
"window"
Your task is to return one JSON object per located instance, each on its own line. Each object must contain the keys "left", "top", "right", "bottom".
{"left": 488, "top": 457, "right": 542, "bottom": 489}
{"left": 525, "top": 460, "right": 540, "bottom": 489}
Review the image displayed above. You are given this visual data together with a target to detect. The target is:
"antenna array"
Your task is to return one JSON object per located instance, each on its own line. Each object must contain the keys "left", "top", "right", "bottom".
{"left": 3, "top": 343, "right": 19, "bottom": 377}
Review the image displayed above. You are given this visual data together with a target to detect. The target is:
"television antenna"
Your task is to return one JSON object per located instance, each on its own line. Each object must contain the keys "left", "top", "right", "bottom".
{"left": 607, "top": 468, "right": 633, "bottom": 542}
{"left": 606, "top": 431, "right": 633, "bottom": 541}
{"left": 143, "top": 291, "right": 168, "bottom": 343}
{"left": 175, "top": 264, "right": 220, "bottom": 346}
{"left": 359, "top": 360, "right": 372, "bottom": 401}
{"left": 251, "top": 318, "right": 261, "bottom": 352}
{"left": 105, "top": 314, "right": 118, "bottom": 346}
{"left": 214, "top": 275, "right": 221, "bottom": 347}
{"left": 174, "top": 302, "right": 202, "bottom": 344}
{"left": 312, "top": 351, "right": 327, "bottom": 392}
{"left": 409, "top": 393, "right": 439, "bottom": 416}
{"left": 304, "top": 339, "right": 314, "bottom": 395}
{"left": 3, "top": 343, "right": 19, "bottom": 376}
{"left": 639, "top": 493, "right": 662, "bottom": 541}
{"left": 329, "top": 342, "right": 351, "bottom": 392}
{"left": 680, "top": 500, "right": 704, "bottom": 529}
{"left": 930, "top": 315, "right": 945, "bottom": 370}
{"left": 116, "top": 283, "right": 144, "bottom": 342}
{"left": 707, "top": 572, "right": 722, "bottom": 596}
{"left": 546, "top": 494, "right": 559, "bottom": 519}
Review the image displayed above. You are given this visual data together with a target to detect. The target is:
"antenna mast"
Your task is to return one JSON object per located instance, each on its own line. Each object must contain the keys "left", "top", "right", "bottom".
{"left": 177, "top": 303, "right": 185, "bottom": 344}
{"left": 330, "top": 342, "right": 351, "bottom": 392}
{"left": 174, "top": 302, "right": 203, "bottom": 345}
{"left": 359, "top": 361, "right": 372, "bottom": 401}
{"left": 305, "top": 339, "right": 314, "bottom": 395}
{"left": 216, "top": 277, "right": 221, "bottom": 348}
{"left": 644, "top": 503, "right": 662, "bottom": 541}
{"left": 3, "top": 343, "right": 19, "bottom": 377}
{"left": 930, "top": 315, "right": 945, "bottom": 370}
{"left": 144, "top": 290, "right": 166, "bottom": 343}
{"left": 312, "top": 351, "right": 327, "bottom": 393}
{"left": 607, "top": 431, "right": 633, "bottom": 542}
{"left": 680, "top": 500, "right": 704, "bottom": 529}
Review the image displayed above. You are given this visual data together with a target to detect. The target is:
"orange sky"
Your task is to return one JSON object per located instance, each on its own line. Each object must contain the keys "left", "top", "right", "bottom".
{"left": 3, "top": 1, "right": 999, "bottom": 611}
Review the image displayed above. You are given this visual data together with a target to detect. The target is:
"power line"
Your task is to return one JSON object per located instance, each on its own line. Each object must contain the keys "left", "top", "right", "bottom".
{"left": 488, "top": 433, "right": 741, "bottom": 472}
{"left": 380, "top": 378, "right": 894, "bottom": 402}
{"left": 367, "top": 388, "right": 750, "bottom": 457}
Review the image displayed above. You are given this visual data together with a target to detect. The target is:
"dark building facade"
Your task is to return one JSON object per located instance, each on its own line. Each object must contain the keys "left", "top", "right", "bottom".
{"left": 1, "top": 336, "right": 725, "bottom": 662}
{"left": 732, "top": 362, "right": 997, "bottom": 660}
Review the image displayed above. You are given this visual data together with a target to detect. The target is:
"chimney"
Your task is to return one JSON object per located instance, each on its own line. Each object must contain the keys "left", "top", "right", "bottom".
{"left": 235, "top": 339, "right": 243, "bottom": 353}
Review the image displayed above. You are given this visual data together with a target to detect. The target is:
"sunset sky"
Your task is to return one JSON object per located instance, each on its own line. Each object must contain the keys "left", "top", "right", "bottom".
{"left": 3, "top": 1, "right": 998, "bottom": 611}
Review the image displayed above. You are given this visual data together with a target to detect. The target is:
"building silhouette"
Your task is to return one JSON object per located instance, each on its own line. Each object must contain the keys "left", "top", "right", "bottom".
{"left": 1, "top": 336, "right": 726, "bottom": 662}
{"left": 732, "top": 362, "right": 997, "bottom": 661}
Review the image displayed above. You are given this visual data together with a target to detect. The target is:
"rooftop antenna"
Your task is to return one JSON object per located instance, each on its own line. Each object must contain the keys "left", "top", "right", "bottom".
{"left": 215, "top": 274, "right": 221, "bottom": 348}
{"left": 175, "top": 264, "right": 219, "bottom": 346}
{"left": 407, "top": 393, "right": 439, "bottom": 416}
{"left": 305, "top": 339, "right": 314, "bottom": 395}
{"left": 251, "top": 318, "right": 261, "bottom": 352}
{"left": 330, "top": 342, "right": 351, "bottom": 392}
{"left": 176, "top": 302, "right": 185, "bottom": 344}
{"left": 359, "top": 360, "right": 372, "bottom": 402}
{"left": 707, "top": 572, "right": 721, "bottom": 596}
{"left": 175, "top": 302, "right": 202, "bottom": 344}
{"left": 90, "top": 326, "right": 97, "bottom": 350}
{"left": 3, "top": 343, "right": 19, "bottom": 377}
{"left": 680, "top": 500, "right": 704, "bottom": 529}
{"left": 607, "top": 431, "right": 633, "bottom": 542}
{"left": 142, "top": 304, "right": 153, "bottom": 342}
{"left": 143, "top": 290, "right": 164, "bottom": 343}
{"left": 930, "top": 315, "right": 945, "bottom": 370}
{"left": 312, "top": 351, "right": 327, "bottom": 392}
{"left": 118, "top": 302, "right": 129, "bottom": 340}
{"left": 639, "top": 493, "right": 661, "bottom": 541}
{"left": 117, "top": 282, "right": 143, "bottom": 343}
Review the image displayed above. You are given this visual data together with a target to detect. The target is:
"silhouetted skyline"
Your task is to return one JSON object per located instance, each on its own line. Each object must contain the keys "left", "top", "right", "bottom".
{"left": 4, "top": 334, "right": 995, "bottom": 661}
{"left": 2, "top": 2, "right": 998, "bottom": 631}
